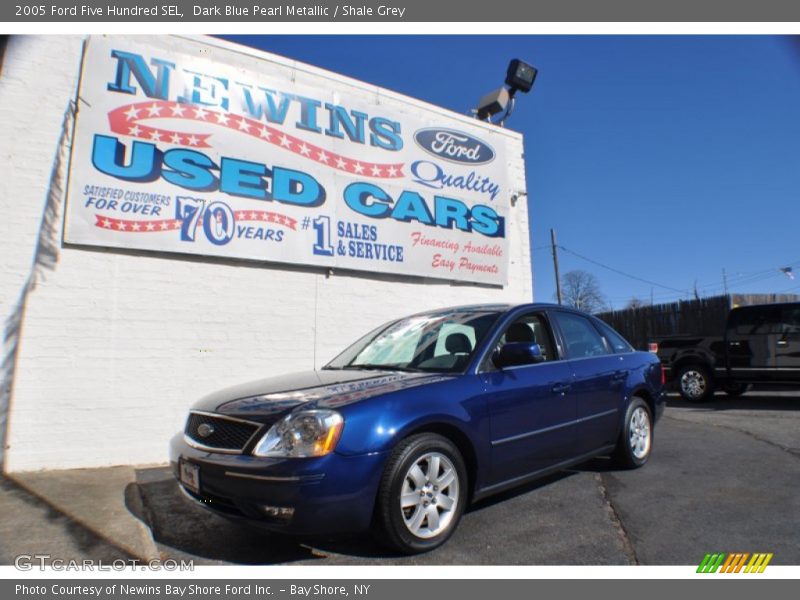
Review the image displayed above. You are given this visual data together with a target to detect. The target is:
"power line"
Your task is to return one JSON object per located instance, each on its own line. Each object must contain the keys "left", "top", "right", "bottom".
{"left": 558, "top": 245, "right": 688, "bottom": 294}
{"left": 694, "top": 260, "right": 800, "bottom": 296}
{"left": 540, "top": 240, "right": 800, "bottom": 302}
{"left": 625, "top": 260, "right": 800, "bottom": 299}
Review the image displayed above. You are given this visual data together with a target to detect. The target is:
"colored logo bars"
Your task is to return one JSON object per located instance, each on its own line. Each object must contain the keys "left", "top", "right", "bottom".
{"left": 697, "top": 552, "right": 773, "bottom": 573}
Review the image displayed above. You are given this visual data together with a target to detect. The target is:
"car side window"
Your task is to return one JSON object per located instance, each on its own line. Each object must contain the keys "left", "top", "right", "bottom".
{"left": 551, "top": 311, "right": 610, "bottom": 359}
{"left": 496, "top": 314, "right": 555, "bottom": 362}
{"left": 596, "top": 320, "right": 634, "bottom": 353}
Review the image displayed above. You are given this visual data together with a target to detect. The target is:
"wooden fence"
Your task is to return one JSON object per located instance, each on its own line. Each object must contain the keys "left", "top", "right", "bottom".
{"left": 596, "top": 294, "right": 800, "bottom": 350}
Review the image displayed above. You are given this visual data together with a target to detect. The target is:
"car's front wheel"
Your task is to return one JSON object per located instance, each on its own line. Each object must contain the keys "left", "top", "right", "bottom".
{"left": 374, "top": 433, "right": 467, "bottom": 554}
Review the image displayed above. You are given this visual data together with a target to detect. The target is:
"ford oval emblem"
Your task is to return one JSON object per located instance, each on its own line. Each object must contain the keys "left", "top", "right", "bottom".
{"left": 197, "top": 423, "right": 215, "bottom": 438}
{"left": 414, "top": 128, "right": 495, "bottom": 165}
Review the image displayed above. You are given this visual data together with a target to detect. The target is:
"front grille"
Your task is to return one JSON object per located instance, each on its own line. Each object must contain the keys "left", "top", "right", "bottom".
{"left": 184, "top": 412, "right": 261, "bottom": 453}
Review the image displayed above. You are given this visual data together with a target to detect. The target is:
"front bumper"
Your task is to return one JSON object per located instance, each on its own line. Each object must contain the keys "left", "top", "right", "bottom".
{"left": 169, "top": 434, "right": 388, "bottom": 535}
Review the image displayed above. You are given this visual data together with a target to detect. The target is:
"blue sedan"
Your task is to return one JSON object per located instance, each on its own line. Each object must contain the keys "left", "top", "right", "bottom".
{"left": 171, "top": 303, "right": 665, "bottom": 554}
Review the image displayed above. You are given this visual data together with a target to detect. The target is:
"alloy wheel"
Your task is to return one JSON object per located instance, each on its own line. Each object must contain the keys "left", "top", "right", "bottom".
{"left": 629, "top": 406, "right": 651, "bottom": 460}
{"left": 399, "top": 451, "right": 460, "bottom": 539}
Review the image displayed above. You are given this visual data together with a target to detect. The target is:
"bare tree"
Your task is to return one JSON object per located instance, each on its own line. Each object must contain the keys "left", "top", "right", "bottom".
{"left": 626, "top": 297, "right": 646, "bottom": 310}
{"left": 559, "top": 270, "right": 608, "bottom": 314}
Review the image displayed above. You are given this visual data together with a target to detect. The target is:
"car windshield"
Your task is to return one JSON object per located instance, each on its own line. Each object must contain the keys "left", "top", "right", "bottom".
{"left": 324, "top": 309, "right": 502, "bottom": 373}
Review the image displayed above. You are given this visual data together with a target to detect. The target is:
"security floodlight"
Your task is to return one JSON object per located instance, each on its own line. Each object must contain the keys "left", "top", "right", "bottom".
{"left": 476, "top": 87, "right": 509, "bottom": 120}
{"left": 505, "top": 59, "right": 537, "bottom": 95}
{"left": 472, "top": 57, "right": 537, "bottom": 126}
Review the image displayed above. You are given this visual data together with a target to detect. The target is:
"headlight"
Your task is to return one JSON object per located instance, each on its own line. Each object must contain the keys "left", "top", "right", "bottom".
{"left": 252, "top": 410, "right": 344, "bottom": 458}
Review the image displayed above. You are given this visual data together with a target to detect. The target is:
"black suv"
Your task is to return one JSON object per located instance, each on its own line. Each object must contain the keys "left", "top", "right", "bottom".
{"left": 653, "top": 303, "right": 800, "bottom": 402}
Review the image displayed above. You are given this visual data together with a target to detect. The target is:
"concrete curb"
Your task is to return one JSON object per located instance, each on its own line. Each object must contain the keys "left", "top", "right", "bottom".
{"left": 10, "top": 466, "right": 160, "bottom": 562}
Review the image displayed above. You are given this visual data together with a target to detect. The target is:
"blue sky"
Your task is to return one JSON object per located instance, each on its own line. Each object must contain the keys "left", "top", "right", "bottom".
{"left": 221, "top": 35, "right": 800, "bottom": 308}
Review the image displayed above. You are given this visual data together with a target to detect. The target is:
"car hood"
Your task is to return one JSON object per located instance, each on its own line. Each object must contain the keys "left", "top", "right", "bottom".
{"left": 191, "top": 369, "right": 452, "bottom": 422}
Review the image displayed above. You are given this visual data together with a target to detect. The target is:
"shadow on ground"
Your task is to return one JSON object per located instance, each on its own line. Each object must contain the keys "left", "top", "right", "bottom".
{"left": 132, "top": 467, "right": 384, "bottom": 564}
{"left": 666, "top": 391, "right": 800, "bottom": 412}
{"left": 131, "top": 464, "right": 592, "bottom": 565}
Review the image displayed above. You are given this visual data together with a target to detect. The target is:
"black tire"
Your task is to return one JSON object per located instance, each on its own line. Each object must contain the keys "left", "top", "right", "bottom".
{"left": 722, "top": 382, "right": 751, "bottom": 397}
{"left": 374, "top": 433, "right": 468, "bottom": 554}
{"left": 611, "top": 397, "right": 653, "bottom": 469}
{"left": 676, "top": 364, "right": 715, "bottom": 403}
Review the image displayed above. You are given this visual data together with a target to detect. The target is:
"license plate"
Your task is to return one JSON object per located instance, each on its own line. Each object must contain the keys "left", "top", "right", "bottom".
{"left": 179, "top": 461, "right": 200, "bottom": 493}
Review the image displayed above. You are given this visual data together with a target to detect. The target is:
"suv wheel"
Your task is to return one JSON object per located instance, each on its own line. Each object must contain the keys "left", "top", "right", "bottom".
{"left": 677, "top": 365, "right": 714, "bottom": 402}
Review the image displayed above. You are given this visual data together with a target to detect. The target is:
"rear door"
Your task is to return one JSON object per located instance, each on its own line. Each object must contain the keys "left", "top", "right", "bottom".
{"left": 549, "top": 310, "right": 625, "bottom": 456}
{"left": 726, "top": 305, "right": 780, "bottom": 380}
{"left": 773, "top": 305, "right": 800, "bottom": 380}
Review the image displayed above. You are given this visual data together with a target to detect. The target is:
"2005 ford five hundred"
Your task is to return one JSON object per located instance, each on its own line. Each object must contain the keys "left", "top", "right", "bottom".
{"left": 171, "top": 303, "right": 665, "bottom": 553}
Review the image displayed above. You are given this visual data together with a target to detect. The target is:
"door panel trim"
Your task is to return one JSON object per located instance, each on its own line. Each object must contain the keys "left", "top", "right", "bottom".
{"left": 491, "top": 418, "right": 575, "bottom": 447}
{"left": 491, "top": 408, "right": 618, "bottom": 447}
{"left": 475, "top": 444, "right": 617, "bottom": 499}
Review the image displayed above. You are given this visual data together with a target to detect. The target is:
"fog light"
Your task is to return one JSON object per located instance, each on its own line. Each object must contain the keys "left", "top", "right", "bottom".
{"left": 261, "top": 505, "right": 295, "bottom": 522}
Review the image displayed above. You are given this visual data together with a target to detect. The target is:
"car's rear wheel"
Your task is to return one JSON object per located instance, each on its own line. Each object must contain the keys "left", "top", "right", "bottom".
{"left": 677, "top": 364, "right": 714, "bottom": 402}
{"left": 612, "top": 397, "right": 653, "bottom": 469}
{"left": 374, "top": 433, "right": 467, "bottom": 554}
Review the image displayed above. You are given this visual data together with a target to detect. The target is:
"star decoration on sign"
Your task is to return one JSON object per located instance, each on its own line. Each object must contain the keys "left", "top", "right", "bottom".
{"left": 93, "top": 211, "right": 298, "bottom": 234}
{"left": 107, "top": 101, "right": 405, "bottom": 179}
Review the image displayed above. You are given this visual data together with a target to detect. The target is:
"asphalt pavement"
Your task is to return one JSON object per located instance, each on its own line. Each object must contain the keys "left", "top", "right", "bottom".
{"left": 2, "top": 392, "right": 798, "bottom": 566}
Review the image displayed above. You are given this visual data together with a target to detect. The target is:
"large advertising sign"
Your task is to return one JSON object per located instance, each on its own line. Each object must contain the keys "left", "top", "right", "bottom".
{"left": 65, "top": 36, "right": 520, "bottom": 285}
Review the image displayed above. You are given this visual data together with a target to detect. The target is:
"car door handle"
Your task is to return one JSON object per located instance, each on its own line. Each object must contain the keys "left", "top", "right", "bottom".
{"left": 552, "top": 382, "right": 571, "bottom": 395}
{"left": 611, "top": 369, "right": 628, "bottom": 383}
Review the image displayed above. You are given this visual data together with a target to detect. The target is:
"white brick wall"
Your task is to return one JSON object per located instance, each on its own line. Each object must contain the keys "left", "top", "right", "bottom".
{"left": 0, "top": 35, "right": 532, "bottom": 472}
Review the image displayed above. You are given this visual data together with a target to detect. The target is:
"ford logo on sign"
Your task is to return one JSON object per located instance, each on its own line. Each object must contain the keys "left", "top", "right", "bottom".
{"left": 414, "top": 128, "right": 495, "bottom": 165}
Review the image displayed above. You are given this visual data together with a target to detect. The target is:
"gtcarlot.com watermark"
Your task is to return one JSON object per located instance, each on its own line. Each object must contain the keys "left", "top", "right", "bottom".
{"left": 14, "top": 555, "right": 194, "bottom": 571}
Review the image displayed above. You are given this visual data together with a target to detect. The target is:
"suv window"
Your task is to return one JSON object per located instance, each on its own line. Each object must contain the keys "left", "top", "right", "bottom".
{"left": 552, "top": 311, "right": 610, "bottom": 359}
{"left": 730, "top": 306, "right": 782, "bottom": 335}
{"left": 780, "top": 306, "right": 800, "bottom": 336}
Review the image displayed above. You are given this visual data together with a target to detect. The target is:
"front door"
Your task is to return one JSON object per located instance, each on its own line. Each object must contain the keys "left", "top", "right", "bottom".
{"left": 480, "top": 312, "right": 577, "bottom": 487}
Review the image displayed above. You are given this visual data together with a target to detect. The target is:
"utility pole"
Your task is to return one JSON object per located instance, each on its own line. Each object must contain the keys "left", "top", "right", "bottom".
{"left": 722, "top": 268, "right": 729, "bottom": 297}
{"left": 551, "top": 228, "right": 562, "bottom": 305}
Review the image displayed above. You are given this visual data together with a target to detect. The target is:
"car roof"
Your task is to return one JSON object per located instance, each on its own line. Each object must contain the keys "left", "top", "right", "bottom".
{"left": 407, "top": 302, "right": 569, "bottom": 318}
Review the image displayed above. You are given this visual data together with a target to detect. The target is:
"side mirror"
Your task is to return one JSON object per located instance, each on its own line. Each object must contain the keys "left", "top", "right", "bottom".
{"left": 493, "top": 342, "right": 545, "bottom": 368}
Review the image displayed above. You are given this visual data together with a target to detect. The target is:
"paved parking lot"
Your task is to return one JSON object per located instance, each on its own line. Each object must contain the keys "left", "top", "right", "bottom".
{"left": 135, "top": 392, "right": 800, "bottom": 565}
